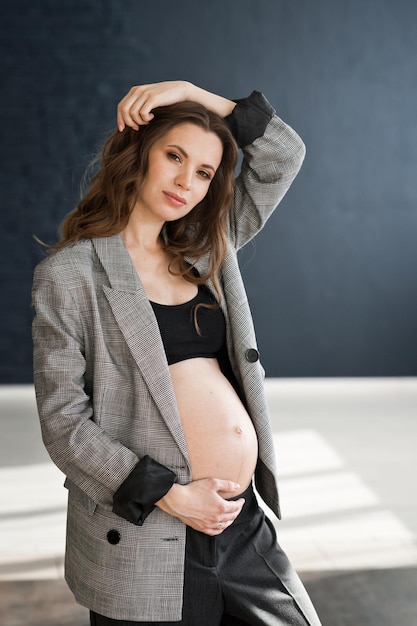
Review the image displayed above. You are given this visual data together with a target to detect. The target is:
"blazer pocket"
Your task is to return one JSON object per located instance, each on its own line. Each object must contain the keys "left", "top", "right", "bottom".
{"left": 64, "top": 477, "right": 97, "bottom": 516}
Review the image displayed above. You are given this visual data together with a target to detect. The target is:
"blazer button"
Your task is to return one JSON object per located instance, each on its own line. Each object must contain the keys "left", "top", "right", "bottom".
{"left": 245, "top": 348, "right": 259, "bottom": 363}
{"left": 107, "top": 529, "right": 121, "bottom": 545}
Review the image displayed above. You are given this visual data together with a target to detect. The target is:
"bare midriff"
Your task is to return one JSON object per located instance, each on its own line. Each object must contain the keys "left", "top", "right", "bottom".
{"left": 169, "top": 357, "right": 258, "bottom": 499}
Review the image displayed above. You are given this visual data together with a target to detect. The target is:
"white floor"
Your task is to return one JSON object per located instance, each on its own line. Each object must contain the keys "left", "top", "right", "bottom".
{"left": 1, "top": 378, "right": 416, "bottom": 581}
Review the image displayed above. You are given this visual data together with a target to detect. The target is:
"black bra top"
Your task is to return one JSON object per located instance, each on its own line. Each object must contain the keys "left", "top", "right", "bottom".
{"left": 149, "top": 284, "right": 226, "bottom": 366}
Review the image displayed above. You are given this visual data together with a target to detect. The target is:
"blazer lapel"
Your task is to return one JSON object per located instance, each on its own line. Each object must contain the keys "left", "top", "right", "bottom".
{"left": 220, "top": 247, "right": 271, "bottom": 428}
{"left": 92, "top": 235, "right": 189, "bottom": 462}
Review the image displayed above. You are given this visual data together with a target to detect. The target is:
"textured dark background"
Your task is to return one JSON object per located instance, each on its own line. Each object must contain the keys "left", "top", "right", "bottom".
{"left": 1, "top": 0, "right": 416, "bottom": 383}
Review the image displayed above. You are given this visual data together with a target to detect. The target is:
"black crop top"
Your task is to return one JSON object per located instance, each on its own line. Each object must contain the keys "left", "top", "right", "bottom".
{"left": 150, "top": 285, "right": 242, "bottom": 399}
{"left": 150, "top": 284, "right": 225, "bottom": 366}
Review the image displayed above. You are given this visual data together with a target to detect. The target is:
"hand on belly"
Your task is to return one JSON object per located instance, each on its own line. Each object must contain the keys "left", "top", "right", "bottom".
{"left": 156, "top": 477, "right": 245, "bottom": 535}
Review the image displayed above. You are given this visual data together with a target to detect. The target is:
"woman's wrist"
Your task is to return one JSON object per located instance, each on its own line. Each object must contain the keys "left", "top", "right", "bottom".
{"left": 155, "top": 482, "right": 183, "bottom": 516}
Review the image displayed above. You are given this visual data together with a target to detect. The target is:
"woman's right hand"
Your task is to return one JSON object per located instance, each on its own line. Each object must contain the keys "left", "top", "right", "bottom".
{"left": 156, "top": 477, "right": 245, "bottom": 535}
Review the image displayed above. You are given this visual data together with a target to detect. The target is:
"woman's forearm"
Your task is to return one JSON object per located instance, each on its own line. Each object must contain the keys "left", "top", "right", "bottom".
{"left": 184, "top": 82, "right": 236, "bottom": 117}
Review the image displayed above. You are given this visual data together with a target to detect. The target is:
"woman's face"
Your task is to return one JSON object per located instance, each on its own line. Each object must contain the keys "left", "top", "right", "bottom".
{"left": 134, "top": 122, "right": 223, "bottom": 224}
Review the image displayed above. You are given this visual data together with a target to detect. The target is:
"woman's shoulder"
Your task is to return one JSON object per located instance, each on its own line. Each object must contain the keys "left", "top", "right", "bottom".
{"left": 33, "top": 238, "right": 96, "bottom": 282}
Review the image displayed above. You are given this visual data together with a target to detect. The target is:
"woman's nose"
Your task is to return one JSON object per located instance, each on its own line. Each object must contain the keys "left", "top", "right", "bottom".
{"left": 175, "top": 169, "right": 192, "bottom": 190}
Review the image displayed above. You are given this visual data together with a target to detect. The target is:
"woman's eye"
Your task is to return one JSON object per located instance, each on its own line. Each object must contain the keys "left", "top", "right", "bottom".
{"left": 168, "top": 152, "right": 181, "bottom": 162}
{"left": 198, "top": 170, "right": 211, "bottom": 180}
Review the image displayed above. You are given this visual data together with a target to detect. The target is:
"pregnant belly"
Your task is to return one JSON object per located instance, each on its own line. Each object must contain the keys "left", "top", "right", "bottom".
{"left": 169, "top": 358, "right": 258, "bottom": 498}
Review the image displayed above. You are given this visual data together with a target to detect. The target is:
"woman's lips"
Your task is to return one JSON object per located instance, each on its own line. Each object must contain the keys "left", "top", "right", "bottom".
{"left": 163, "top": 191, "right": 187, "bottom": 206}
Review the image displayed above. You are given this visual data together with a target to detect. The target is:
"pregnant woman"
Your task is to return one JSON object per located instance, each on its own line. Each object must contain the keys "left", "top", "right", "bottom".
{"left": 32, "top": 80, "right": 321, "bottom": 625}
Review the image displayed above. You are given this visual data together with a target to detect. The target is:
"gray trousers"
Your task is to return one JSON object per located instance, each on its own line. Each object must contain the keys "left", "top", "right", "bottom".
{"left": 90, "top": 485, "right": 321, "bottom": 625}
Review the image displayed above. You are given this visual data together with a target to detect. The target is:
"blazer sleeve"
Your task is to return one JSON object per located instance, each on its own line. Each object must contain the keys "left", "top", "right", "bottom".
{"left": 227, "top": 94, "right": 306, "bottom": 251}
{"left": 32, "top": 260, "right": 175, "bottom": 515}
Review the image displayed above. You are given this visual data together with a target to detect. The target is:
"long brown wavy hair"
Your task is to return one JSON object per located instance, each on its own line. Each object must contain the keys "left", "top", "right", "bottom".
{"left": 52, "top": 101, "right": 238, "bottom": 295}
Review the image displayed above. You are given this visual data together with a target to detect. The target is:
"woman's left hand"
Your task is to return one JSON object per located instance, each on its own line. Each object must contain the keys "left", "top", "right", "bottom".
{"left": 117, "top": 80, "right": 236, "bottom": 132}
{"left": 116, "top": 81, "right": 192, "bottom": 132}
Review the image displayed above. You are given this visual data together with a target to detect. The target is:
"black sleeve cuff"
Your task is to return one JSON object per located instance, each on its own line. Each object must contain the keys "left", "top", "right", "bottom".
{"left": 112, "top": 455, "right": 177, "bottom": 526}
{"left": 224, "top": 90, "right": 275, "bottom": 148}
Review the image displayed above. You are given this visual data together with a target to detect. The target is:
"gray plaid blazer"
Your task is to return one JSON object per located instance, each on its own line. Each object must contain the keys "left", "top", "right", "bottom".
{"left": 32, "top": 113, "right": 305, "bottom": 621}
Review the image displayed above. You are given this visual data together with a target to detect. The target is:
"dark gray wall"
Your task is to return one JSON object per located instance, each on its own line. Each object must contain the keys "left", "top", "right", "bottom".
{"left": 1, "top": 0, "right": 416, "bottom": 382}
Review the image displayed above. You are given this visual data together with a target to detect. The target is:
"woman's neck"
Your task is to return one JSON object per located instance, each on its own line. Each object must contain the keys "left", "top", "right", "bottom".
{"left": 122, "top": 212, "right": 164, "bottom": 253}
